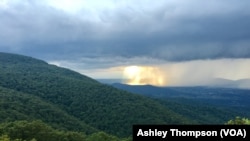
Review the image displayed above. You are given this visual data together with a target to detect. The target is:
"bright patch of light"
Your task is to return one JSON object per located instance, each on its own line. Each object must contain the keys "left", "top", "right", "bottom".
{"left": 46, "top": 0, "right": 84, "bottom": 14}
{"left": 0, "top": 0, "right": 8, "bottom": 8}
{"left": 123, "top": 66, "right": 166, "bottom": 86}
{"left": 44, "top": 0, "right": 116, "bottom": 15}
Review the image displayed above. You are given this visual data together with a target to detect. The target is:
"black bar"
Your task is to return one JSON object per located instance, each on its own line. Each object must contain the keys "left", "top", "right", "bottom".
{"left": 133, "top": 125, "right": 250, "bottom": 141}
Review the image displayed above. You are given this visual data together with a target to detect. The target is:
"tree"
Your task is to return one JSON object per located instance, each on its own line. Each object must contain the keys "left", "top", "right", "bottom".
{"left": 86, "top": 132, "right": 119, "bottom": 141}
{"left": 226, "top": 117, "right": 250, "bottom": 125}
{"left": 0, "top": 134, "right": 36, "bottom": 141}
{"left": 0, "top": 120, "right": 86, "bottom": 141}
{"left": 0, "top": 135, "right": 10, "bottom": 141}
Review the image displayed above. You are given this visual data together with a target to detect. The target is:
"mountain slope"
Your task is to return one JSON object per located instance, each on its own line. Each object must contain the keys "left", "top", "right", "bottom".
{"left": 0, "top": 52, "right": 194, "bottom": 137}
{"left": 0, "top": 86, "right": 97, "bottom": 134}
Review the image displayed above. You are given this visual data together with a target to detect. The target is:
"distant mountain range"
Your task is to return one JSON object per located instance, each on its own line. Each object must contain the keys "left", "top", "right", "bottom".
{"left": 112, "top": 83, "right": 250, "bottom": 117}
{"left": 209, "top": 78, "right": 250, "bottom": 89}
{"left": 98, "top": 78, "right": 250, "bottom": 89}
{"left": 97, "top": 79, "right": 127, "bottom": 84}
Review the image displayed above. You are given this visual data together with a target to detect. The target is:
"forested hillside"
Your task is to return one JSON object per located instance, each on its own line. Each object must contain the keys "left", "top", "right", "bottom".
{"left": 0, "top": 86, "right": 97, "bottom": 134}
{"left": 0, "top": 52, "right": 193, "bottom": 138}
{"left": 0, "top": 52, "right": 245, "bottom": 140}
{"left": 0, "top": 120, "right": 131, "bottom": 141}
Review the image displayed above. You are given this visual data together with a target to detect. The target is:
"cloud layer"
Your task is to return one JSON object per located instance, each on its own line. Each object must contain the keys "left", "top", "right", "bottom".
{"left": 1, "top": 0, "right": 250, "bottom": 62}
{"left": 1, "top": 0, "right": 250, "bottom": 84}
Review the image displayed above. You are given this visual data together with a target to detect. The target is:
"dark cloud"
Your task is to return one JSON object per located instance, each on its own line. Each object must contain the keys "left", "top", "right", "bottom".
{"left": 0, "top": 0, "right": 250, "bottom": 66}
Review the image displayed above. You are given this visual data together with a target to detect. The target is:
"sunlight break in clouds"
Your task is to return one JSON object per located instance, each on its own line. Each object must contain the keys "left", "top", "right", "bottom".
{"left": 123, "top": 66, "right": 166, "bottom": 86}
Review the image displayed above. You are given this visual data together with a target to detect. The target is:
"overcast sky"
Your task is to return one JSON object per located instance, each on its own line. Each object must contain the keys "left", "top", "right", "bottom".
{"left": 1, "top": 0, "right": 250, "bottom": 86}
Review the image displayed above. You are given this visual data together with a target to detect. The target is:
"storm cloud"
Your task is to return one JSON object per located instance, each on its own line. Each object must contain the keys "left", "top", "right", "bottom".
{"left": 1, "top": 0, "right": 250, "bottom": 62}
{"left": 0, "top": 0, "right": 250, "bottom": 84}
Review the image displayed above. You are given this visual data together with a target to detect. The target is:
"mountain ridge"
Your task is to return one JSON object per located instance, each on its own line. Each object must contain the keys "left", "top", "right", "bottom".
{"left": 0, "top": 52, "right": 194, "bottom": 137}
{"left": 1, "top": 52, "right": 247, "bottom": 138}
{"left": 98, "top": 78, "right": 250, "bottom": 89}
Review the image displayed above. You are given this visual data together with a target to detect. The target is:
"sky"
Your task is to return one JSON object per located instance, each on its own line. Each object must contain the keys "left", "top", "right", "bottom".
{"left": 0, "top": 0, "right": 250, "bottom": 87}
